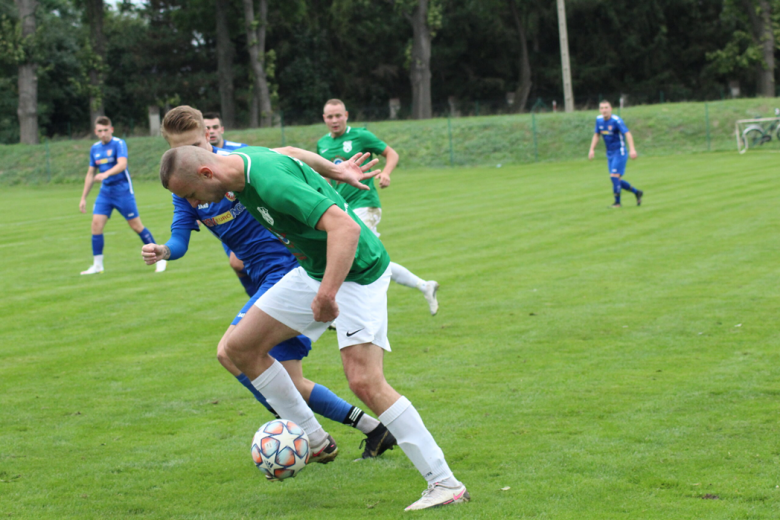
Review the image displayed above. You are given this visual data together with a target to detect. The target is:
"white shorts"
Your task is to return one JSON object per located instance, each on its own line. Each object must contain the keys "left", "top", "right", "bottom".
{"left": 255, "top": 266, "right": 391, "bottom": 351}
{"left": 353, "top": 207, "right": 382, "bottom": 237}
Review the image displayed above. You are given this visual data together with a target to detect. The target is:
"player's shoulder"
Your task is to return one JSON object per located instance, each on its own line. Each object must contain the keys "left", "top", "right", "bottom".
{"left": 111, "top": 137, "right": 127, "bottom": 146}
{"left": 91, "top": 140, "right": 102, "bottom": 149}
{"left": 612, "top": 115, "right": 624, "bottom": 122}
{"left": 224, "top": 140, "right": 248, "bottom": 149}
{"left": 596, "top": 115, "right": 605, "bottom": 121}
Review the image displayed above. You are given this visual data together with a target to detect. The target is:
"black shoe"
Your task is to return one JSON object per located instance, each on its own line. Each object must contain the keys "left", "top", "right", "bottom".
{"left": 310, "top": 434, "right": 339, "bottom": 464}
{"left": 357, "top": 424, "right": 397, "bottom": 460}
{"left": 635, "top": 190, "right": 643, "bottom": 206}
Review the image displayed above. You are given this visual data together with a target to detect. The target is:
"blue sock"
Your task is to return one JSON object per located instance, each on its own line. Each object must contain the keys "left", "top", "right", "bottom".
{"left": 308, "top": 384, "right": 353, "bottom": 423}
{"left": 611, "top": 177, "right": 621, "bottom": 205}
{"left": 138, "top": 228, "right": 155, "bottom": 245}
{"left": 620, "top": 180, "right": 637, "bottom": 194}
{"left": 92, "top": 234, "right": 104, "bottom": 256}
{"left": 237, "top": 274, "right": 258, "bottom": 298}
{"left": 236, "top": 373, "right": 279, "bottom": 417}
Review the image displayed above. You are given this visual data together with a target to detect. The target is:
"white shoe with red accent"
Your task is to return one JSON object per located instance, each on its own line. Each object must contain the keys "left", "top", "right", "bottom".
{"left": 404, "top": 481, "right": 470, "bottom": 511}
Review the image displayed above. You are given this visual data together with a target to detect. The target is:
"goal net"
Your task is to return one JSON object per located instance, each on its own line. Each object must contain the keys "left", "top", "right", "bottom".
{"left": 735, "top": 116, "right": 780, "bottom": 154}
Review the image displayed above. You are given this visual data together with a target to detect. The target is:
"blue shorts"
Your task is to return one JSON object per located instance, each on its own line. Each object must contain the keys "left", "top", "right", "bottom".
{"left": 93, "top": 186, "right": 140, "bottom": 220}
{"left": 231, "top": 275, "right": 312, "bottom": 362}
{"left": 607, "top": 152, "right": 628, "bottom": 176}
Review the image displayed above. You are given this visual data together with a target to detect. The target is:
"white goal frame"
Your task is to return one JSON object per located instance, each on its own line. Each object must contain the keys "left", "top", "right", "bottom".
{"left": 735, "top": 117, "right": 780, "bottom": 154}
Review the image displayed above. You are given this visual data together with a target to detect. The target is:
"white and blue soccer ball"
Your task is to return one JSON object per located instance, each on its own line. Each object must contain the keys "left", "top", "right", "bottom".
{"left": 251, "top": 419, "right": 310, "bottom": 480}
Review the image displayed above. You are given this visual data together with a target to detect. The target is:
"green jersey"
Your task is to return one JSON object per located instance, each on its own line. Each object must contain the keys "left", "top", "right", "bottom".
{"left": 317, "top": 127, "right": 387, "bottom": 210}
{"left": 232, "top": 147, "right": 390, "bottom": 285}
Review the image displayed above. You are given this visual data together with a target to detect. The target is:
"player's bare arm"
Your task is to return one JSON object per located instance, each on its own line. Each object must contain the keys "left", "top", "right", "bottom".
{"left": 588, "top": 134, "right": 600, "bottom": 160}
{"left": 625, "top": 131, "right": 638, "bottom": 159}
{"left": 79, "top": 166, "right": 97, "bottom": 213}
{"left": 311, "top": 205, "right": 361, "bottom": 322}
{"left": 141, "top": 243, "right": 171, "bottom": 264}
{"left": 94, "top": 157, "right": 128, "bottom": 182}
{"left": 274, "top": 147, "right": 380, "bottom": 189}
{"left": 378, "top": 146, "right": 399, "bottom": 189}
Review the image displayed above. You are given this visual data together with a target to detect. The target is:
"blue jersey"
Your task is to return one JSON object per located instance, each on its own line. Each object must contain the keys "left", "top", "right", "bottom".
{"left": 595, "top": 115, "right": 630, "bottom": 155}
{"left": 89, "top": 137, "right": 131, "bottom": 187}
{"left": 171, "top": 192, "right": 298, "bottom": 286}
{"left": 220, "top": 140, "right": 248, "bottom": 151}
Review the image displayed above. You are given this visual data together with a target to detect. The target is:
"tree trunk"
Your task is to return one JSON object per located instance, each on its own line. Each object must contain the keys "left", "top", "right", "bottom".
{"left": 86, "top": 0, "right": 106, "bottom": 125}
{"left": 15, "top": 0, "right": 38, "bottom": 144}
{"left": 508, "top": 0, "right": 532, "bottom": 113}
{"left": 242, "top": 0, "right": 272, "bottom": 127}
{"left": 216, "top": 0, "right": 236, "bottom": 128}
{"left": 742, "top": 0, "right": 775, "bottom": 97}
{"left": 408, "top": 0, "right": 432, "bottom": 119}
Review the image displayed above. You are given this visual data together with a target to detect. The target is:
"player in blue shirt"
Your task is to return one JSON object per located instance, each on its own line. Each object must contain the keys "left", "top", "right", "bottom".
{"left": 201, "top": 112, "right": 257, "bottom": 295}
{"left": 141, "top": 105, "right": 396, "bottom": 461}
{"left": 588, "top": 100, "right": 644, "bottom": 208}
{"left": 79, "top": 116, "right": 166, "bottom": 274}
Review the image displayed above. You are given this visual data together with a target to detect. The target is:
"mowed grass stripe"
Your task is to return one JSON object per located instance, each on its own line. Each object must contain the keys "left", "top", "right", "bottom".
{"left": 1, "top": 152, "right": 778, "bottom": 519}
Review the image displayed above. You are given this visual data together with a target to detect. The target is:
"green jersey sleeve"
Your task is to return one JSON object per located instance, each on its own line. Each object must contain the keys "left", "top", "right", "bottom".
{"left": 359, "top": 129, "right": 388, "bottom": 156}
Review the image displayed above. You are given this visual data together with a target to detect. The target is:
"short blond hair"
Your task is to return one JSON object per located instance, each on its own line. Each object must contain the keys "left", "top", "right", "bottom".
{"left": 162, "top": 106, "right": 205, "bottom": 141}
{"left": 323, "top": 98, "right": 346, "bottom": 112}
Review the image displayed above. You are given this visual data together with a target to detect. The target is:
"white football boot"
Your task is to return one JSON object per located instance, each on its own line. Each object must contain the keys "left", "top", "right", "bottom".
{"left": 155, "top": 259, "right": 167, "bottom": 273}
{"left": 421, "top": 281, "right": 439, "bottom": 316}
{"left": 80, "top": 264, "right": 104, "bottom": 275}
{"left": 404, "top": 481, "right": 470, "bottom": 511}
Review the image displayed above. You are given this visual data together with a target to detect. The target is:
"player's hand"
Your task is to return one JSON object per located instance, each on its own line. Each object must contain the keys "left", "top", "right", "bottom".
{"left": 312, "top": 293, "right": 339, "bottom": 322}
{"left": 588, "top": 150, "right": 595, "bottom": 161}
{"left": 142, "top": 243, "right": 168, "bottom": 265}
{"left": 629, "top": 149, "right": 638, "bottom": 159}
{"left": 79, "top": 199, "right": 87, "bottom": 214}
{"left": 94, "top": 173, "right": 107, "bottom": 182}
{"left": 378, "top": 172, "right": 391, "bottom": 189}
{"left": 330, "top": 152, "right": 380, "bottom": 191}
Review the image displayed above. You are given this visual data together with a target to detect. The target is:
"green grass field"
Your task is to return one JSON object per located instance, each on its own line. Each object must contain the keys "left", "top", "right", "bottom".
{"left": 1, "top": 151, "right": 779, "bottom": 519}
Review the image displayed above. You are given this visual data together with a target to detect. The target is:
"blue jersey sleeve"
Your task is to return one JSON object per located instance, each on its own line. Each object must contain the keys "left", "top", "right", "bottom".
{"left": 115, "top": 138, "right": 128, "bottom": 159}
{"left": 166, "top": 227, "right": 192, "bottom": 260}
{"left": 594, "top": 118, "right": 600, "bottom": 134}
{"left": 615, "top": 117, "right": 629, "bottom": 134}
{"left": 171, "top": 195, "right": 201, "bottom": 232}
{"left": 89, "top": 144, "right": 97, "bottom": 167}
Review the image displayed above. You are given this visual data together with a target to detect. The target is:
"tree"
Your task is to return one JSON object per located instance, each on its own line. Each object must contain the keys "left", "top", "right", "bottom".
{"left": 242, "top": 0, "right": 272, "bottom": 127}
{"left": 215, "top": 0, "right": 236, "bottom": 128}
{"left": 741, "top": 0, "right": 775, "bottom": 96}
{"left": 15, "top": 0, "right": 38, "bottom": 144}
{"left": 507, "top": 0, "right": 531, "bottom": 112}
{"left": 84, "top": 0, "right": 105, "bottom": 126}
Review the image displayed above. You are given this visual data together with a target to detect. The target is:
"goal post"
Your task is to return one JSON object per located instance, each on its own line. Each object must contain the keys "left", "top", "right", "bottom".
{"left": 735, "top": 117, "right": 779, "bottom": 154}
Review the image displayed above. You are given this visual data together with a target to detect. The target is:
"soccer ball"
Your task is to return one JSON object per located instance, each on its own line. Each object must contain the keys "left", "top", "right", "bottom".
{"left": 251, "top": 419, "right": 310, "bottom": 480}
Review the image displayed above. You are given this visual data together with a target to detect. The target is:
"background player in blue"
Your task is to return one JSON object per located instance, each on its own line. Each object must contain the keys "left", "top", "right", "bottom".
{"left": 588, "top": 100, "right": 644, "bottom": 208}
{"left": 78, "top": 116, "right": 167, "bottom": 274}
{"left": 142, "top": 105, "right": 396, "bottom": 461}
{"left": 203, "top": 111, "right": 247, "bottom": 151}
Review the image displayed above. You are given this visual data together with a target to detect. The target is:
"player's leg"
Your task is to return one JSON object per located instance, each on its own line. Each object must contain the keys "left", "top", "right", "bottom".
{"left": 618, "top": 175, "right": 643, "bottom": 206}
{"left": 121, "top": 193, "right": 166, "bottom": 272}
{"left": 354, "top": 207, "right": 439, "bottom": 315}
{"left": 610, "top": 174, "right": 622, "bottom": 207}
{"left": 81, "top": 199, "right": 110, "bottom": 274}
{"left": 224, "top": 267, "right": 335, "bottom": 457}
{"left": 335, "top": 269, "right": 468, "bottom": 509}
{"left": 228, "top": 249, "right": 257, "bottom": 297}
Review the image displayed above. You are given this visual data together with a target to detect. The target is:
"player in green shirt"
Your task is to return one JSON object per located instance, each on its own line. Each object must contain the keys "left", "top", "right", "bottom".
{"left": 159, "top": 145, "right": 469, "bottom": 511}
{"left": 318, "top": 99, "right": 440, "bottom": 316}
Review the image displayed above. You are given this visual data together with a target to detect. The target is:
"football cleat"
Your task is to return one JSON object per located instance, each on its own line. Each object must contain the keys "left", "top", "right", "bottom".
{"left": 635, "top": 189, "right": 644, "bottom": 206}
{"left": 404, "top": 481, "right": 470, "bottom": 511}
{"left": 155, "top": 259, "right": 168, "bottom": 273}
{"left": 80, "top": 265, "right": 104, "bottom": 275}
{"left": 309, "top": 434, "right": 338, "bottom": 464}
{"left": 422, "top": 281, "right": 439, "bottom": 316}
{"left": 356, "top": 424, "right": 397, "bottom": 460}
{"left": 610, "top": 203, "right": 622, "bottom": 208}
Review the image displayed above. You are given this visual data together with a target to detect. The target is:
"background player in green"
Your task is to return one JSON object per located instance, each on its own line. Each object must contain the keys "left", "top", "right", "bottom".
{"left": 318, "top": 99, "right": 440, "bottom": 315}
{"left": 158, "top": 146, "right": 470, "bottom": 511}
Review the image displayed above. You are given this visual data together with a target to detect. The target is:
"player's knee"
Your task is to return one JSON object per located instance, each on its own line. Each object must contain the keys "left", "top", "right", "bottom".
{"left": 216, "top": 340, "right": 231, "bottom": 367}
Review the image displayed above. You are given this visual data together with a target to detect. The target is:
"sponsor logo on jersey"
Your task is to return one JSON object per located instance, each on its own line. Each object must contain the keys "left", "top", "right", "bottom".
{"left": 257, "top": 206, "right": 274, "bottom": 225}
{"left": 95, "top": 157, "right": 113, "bottom": 165}
{"left": 198, "top": 203, "right": 210, "bottom": 209}
{"left": 201, "top": 202, "right": 246, "bottom": 227}
{"left": 225, "top": 192, "right": 236, "bottom": 201}
{"left": 343, "top": 140, "right": 352, "bottom": 153}
{"left": 333, "top": 158, "right": 343, "bottom": 165}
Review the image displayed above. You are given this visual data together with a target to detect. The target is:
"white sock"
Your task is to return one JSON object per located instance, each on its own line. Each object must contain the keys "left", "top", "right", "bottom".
{"left": 378, "top": 396, "right": 454, "bottom": 484}
{"left": 251, "top": 360, "right": 327, "bottom": 447}
{"left": 94, "top": 255, "right": 104, "bottom": 270}
{"left": 356, "top": 414, "right": 381, "bottom": 435}
{"left": 389, "top": 262, "right": 425, "bottom": 291}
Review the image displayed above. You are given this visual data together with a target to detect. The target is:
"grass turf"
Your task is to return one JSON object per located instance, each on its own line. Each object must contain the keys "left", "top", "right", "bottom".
{"left": 1, "top": 151, "right": 779, "bottom": 519}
